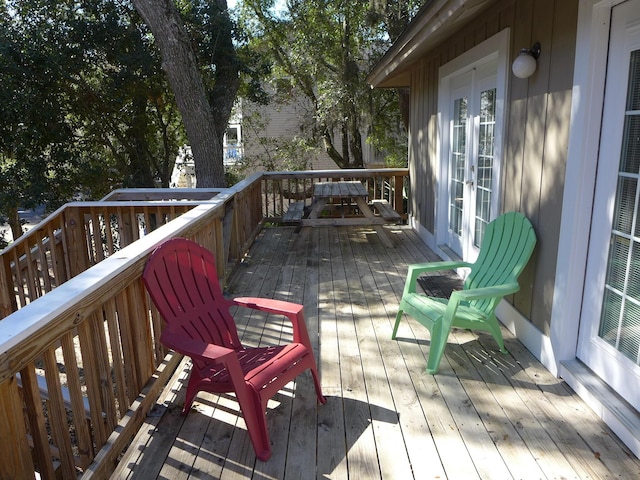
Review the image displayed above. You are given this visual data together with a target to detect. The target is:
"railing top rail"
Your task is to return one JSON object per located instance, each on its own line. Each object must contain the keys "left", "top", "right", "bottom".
{"left": 101, "top": 188, "right": 226, "bottom": 201}
{"left": 0, "top": 206, "right": 67, "bottom": 255}
{"left": 0, "top": 189, "right": 245, "bottom": 255}
{"left": 262, "top": 168, "right": 408, "bottom": 180}
{"left": 61, "top": 200, "right": 224, "bottom": 208}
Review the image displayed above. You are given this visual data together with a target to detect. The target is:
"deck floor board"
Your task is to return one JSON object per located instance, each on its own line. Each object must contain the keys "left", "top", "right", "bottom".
{"left": 115, "top": 225, "right": 640, "bottom": 479}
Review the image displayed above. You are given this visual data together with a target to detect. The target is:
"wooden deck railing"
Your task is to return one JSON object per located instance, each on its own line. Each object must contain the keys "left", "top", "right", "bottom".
{"left": 0, "top": 168, "right": 407, "bottom": 479}
{"left": 0, "top": 189, "right": 226, "bottom": 319}
{"left": 261, "top": 168, "right": 408, "bottom": 221}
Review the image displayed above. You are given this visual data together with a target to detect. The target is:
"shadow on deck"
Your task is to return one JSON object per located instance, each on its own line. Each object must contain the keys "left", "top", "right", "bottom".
{"left": 114, "top": 225, "right": 640, "bottom": 479}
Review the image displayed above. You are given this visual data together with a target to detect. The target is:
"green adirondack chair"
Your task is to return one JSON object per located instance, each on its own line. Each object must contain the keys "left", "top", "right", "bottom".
{"left": 392, "top": 212, "right": 537, "bottom": 374}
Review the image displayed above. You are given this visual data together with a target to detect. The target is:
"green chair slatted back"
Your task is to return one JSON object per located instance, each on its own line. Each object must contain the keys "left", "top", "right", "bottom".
{"left": 465, "top": 212, "right": 537, "bottom": 313}
{"left": 392, "top": 212, "right": 536, "bottom": 374}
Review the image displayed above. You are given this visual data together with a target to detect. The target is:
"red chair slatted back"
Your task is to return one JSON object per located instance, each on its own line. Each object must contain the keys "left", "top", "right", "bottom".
{"left": 143, "top": 238, "right": 242, "bottom": 351}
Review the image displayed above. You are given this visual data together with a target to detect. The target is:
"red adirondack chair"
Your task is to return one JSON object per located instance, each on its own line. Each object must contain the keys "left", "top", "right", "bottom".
{"left": 142, "top": 238, "right": 326, "bottom": 461}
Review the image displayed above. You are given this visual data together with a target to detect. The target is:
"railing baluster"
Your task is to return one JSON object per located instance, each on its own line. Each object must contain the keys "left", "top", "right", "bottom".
{"left": 20, "top": 365, "right": 54, "bottom": 479}
{"left": 43, "top": 347, "right": 77, "bottom": 478}
{"left": 34, "top": 231, "right": 51, "bottom": 295}
{"left": 11, "top": 247, "right": 28, "bottom": 308}
{"left": 127, "top": 280, "right": 155, "bottom": 383}
{"left": 24, "top": 241, "right": 41, "bottom": 302}
{"left": 104, "top": 297, "right": 129, "bottom": 410}
{"left": 77, "top": 317, "right": 108, "bottom": 446}
{"left": 60, "top": 331, "right": 94, "bottom": 468}
{"left": 48, "top": 220, "right": 66, "bottom": 288}
{"left": 0, "top": 375, "right": 35, "bottom": 479}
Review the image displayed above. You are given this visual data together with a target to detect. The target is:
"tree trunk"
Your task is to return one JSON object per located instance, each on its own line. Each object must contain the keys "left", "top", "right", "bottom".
{"left": 209, "top": 0, "right": 241, "bottom": 166}
{"left": 129, "top": 96, "right": 156, "bottom": 187}
{"left": 132, "top": 0, "right": 226, "bottom": 187}
{"left": 8, "top": 206, "right": 22, "bottom": 241}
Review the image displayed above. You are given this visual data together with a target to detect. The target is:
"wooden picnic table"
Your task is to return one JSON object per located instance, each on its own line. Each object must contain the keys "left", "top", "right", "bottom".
{"left": 300, "top": 181, "right": 395, "bottom": 247}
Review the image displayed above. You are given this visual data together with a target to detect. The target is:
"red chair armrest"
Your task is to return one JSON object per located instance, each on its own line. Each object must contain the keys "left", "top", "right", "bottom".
{"left": 232, "top": 297, "right": 303, "bottom": 316}
{"left": 232, "top": 297, "right": 311, "bottom": 346}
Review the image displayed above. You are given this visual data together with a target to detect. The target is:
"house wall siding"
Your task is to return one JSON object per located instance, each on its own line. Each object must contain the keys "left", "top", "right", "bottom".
{"left": 408, "top": 0, "right": 578, "bottom": 333}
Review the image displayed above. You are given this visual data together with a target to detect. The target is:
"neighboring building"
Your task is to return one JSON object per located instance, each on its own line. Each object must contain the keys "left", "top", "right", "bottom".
{"left": 223, "top": 122, "right": 243, "bottom": 167}
{"left": 240, "top": 93, "right": 340, "bottom": 172}
{"left": 171, "top": 95, "right": 340, "bottom": 188}
{"left": 368, "top": 0, "right": 640, "bottom": 456}
{"left": 170, "top": 106, "right": 246, "bottom": 187}
{"left": 170, "top": 146, "right": 196, "bottom": 188}
{"left": 238, "top": 83, "right": 391, "bottom": 172}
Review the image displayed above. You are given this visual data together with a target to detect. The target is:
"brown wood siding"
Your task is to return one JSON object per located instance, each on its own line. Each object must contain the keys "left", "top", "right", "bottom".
{"left": 408, "top": 0, "right": 578, "bottom": 333}
{"left": 409, "top": 58, "right": 438, "bottom": 230}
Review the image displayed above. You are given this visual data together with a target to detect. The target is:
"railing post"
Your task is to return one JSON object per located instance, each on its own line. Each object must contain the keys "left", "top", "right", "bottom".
{"left": 222, "top": 199, "right": 235, "bottom": 268}
{"left": 0, "top": 257, "right": 16, "bottom": 319}
{"left": 394, "top": 174, "right": 404, "bottom": 216}
{"left": 63, "top": 206, "right": 91, "bottom": 278}
{"left": 0, "top": 376, "right": 35, "bottom": 479}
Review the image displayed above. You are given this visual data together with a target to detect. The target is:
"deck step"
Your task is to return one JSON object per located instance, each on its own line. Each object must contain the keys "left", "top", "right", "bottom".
{"left": 282, "top": 201, "right": 305, "bottom": 223}
{"left": 371, "top": 199, "right": 401, "bottom": 222}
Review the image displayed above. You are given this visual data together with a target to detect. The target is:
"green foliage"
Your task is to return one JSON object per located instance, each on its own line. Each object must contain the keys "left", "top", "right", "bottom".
{"left": 238, "top": 0, "right": 419, "bottom": 169}
{"left": 224, "top": 166, "right": 245, "bottom": 186}
{"left": 0, "top": 0, "right": 416, "bottom": 243}
{"left": 366, "top": 89, "right": 409, "bottom": 167}
{"left": 0, "top": 0, "right": 186, "bottom": 238}
{"left": 0, "top": 0, "right": 83, "bottom": 214}
{"left": 64, "top": 1, "right": 186, "bottom": 190}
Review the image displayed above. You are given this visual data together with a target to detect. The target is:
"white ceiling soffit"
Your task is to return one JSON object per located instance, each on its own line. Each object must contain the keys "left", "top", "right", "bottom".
{"left": 367, "top": 0, "right": 495, "bottom": 88}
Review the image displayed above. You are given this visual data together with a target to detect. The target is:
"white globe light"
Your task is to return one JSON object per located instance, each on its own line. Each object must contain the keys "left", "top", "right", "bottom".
{"left": 512, "top": 50, "right": 537, "bottom": 79}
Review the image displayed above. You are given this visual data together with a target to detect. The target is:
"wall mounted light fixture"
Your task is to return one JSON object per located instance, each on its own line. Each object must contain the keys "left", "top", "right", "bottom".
{"left": 512, "top": 42, "right": 541, "bottom": 79}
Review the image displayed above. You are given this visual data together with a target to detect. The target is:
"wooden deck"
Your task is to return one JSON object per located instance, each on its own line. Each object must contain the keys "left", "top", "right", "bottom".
{"left": 114, "top": 225, "right": 640, "bottom": 479}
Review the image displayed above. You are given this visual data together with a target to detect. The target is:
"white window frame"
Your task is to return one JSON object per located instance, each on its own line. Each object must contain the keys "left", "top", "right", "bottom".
{"left": 550, "top": 0, "right": 629, "bottom": 374}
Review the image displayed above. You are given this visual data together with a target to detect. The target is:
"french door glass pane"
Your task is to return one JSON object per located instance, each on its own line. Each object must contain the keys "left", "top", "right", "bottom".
{"left": 598, "top": 49, "right": 640, "bottom": 365}
{"left": 621, "top": 301, "right": 640, "bottom": 360}
{"left": 626, "top": 49, "right": 640, "bottom": 110}
{"left": 621, "top": 116, "right": 640, "bottom": 175}
{"left": 474, "top": 88, "right": 496, "bottom": 247}
{"left": 450, "top": 97, "right": 467, "bottom": 236}
{"left": 613, "top": 177, "right": 636, "bottom": 234}
{"left": 604, "top": 234, "right": 629, "bottom": 293}
{"left": 600, "top": 289, "right": 622, "bottom": 346}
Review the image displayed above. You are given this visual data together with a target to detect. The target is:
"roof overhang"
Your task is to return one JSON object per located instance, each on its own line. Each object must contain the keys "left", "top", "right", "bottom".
{"left": 367, "top": 0, "right": 496, "bottom": 88}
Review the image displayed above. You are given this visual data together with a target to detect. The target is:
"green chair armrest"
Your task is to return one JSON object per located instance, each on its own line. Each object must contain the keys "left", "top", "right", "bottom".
{"left": 449, "top": 282, "right": 521, "bottom": 302}
{"left": 442, "top": 283, "right": 520, "bottom": 327}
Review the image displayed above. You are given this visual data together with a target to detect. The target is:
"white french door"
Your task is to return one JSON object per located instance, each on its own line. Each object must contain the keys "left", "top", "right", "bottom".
{"left": 577, "top": 0, "right": 640, "bottom": 410}
{"left": 445, "top": 64, "right": 498, "bottom": 260}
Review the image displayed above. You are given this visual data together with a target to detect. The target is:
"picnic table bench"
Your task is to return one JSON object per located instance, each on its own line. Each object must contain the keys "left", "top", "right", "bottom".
{"left": 282, "top": 201, "right": 306, "bottom": 224}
